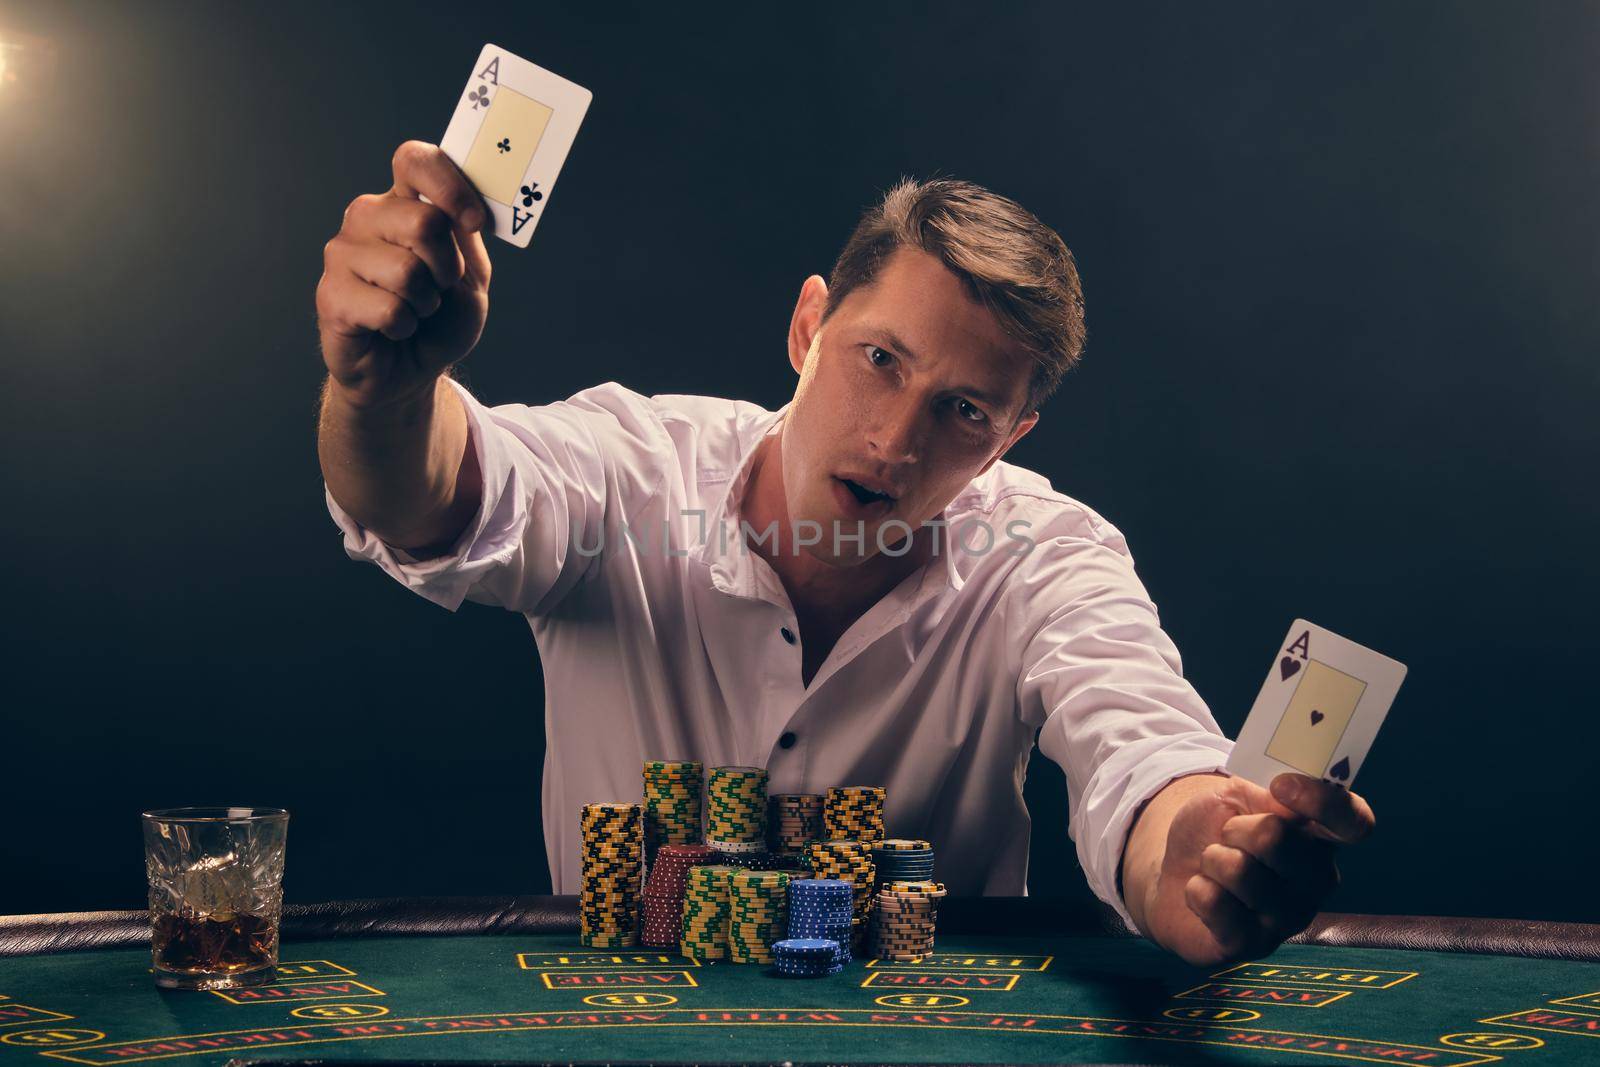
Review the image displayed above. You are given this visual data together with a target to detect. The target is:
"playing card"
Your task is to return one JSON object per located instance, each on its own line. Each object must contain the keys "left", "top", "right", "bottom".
{"left": 1225, "top": 619, "right": 1407, "bottom": 792}
{"left": 440, "top": 44, "right": 592, "bottom": 248}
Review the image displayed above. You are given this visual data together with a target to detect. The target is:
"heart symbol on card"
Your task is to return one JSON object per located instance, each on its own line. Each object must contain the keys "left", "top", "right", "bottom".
{"left": 1310, "top": 709, "right": 1324, "bottom": 726}
{"left": 1279, "top": 656, "right": 1302, "bottom": 681}
{"left": 1328, "top": 756, "right": 1350, "bottom": 782}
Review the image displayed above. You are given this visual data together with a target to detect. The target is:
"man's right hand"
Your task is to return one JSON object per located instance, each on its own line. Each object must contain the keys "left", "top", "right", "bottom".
{"left": 317, "top": 141, "right": 494, "bottom": 409}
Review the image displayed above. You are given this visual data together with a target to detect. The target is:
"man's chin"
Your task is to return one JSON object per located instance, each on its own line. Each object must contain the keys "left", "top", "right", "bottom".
{"left": 790, "top": 515, "right": 917, "bottom": 566}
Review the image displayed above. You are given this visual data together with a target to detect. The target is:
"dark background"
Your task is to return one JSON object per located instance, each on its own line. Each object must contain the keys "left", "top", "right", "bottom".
{"left": 1, "top": 1, "right": 1595, "bottom": 922}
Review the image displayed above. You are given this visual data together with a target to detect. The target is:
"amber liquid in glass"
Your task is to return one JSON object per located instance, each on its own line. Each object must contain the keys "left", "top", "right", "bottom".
{"left": 151, "top": 912, "right": 277, "bottom": 975}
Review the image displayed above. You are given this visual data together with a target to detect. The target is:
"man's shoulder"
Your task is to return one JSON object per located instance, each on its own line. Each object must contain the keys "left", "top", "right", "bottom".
{"left": 954, "top": 458, "right": 1128, "bottom": 553}
{"left": 645, "top": 389, "right": 778, "bottom": 430}
{"left": 644, "top": 390, "right": 782, "bottom": 479}
{"left": 530, "top": 383, "right": 772, "bottom": 463}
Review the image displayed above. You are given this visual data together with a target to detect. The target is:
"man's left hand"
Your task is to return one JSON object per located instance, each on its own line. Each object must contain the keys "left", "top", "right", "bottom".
{"left": 1142, "top": 772, "right": 1376, "bottom": 967}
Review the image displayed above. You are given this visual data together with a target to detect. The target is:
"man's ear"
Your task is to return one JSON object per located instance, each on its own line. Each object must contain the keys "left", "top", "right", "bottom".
{"left": 788, "top": 274, "right": 828, "bottom": 376}
{"left": 977, "top": 410, "right": 1040, "bottom": 476}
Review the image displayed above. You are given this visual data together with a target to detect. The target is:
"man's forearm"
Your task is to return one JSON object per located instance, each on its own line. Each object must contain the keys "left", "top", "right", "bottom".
{"left": 1118, "top": 770, "right": 1229, "bottom": 936}
{"left": 317, "top": 374, "right": 481, "bottom": 553}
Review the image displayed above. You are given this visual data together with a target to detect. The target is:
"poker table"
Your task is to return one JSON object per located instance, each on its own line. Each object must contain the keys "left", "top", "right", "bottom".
{"left": 3, "top": 897, "right": 1598, "bottom": 1066}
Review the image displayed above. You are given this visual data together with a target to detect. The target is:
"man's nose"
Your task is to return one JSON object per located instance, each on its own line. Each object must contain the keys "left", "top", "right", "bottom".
{"left": 866, "top": 398, "right": 923, "bottom": 465}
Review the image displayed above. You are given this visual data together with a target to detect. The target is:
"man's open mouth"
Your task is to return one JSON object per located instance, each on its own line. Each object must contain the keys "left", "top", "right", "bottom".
{"left": 839, "top": 477, "right": 893, "bottom": 506}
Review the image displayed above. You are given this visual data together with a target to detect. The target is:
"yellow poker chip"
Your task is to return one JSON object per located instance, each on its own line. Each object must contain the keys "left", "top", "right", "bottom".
{"left": 578, "top": 800, "right": 644, "bottom": 947}
{"left": 582, "top": 803, "right": 643, "bottom": 817}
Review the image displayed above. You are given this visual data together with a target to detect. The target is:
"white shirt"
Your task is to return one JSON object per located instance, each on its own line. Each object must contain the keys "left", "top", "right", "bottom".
{"left": 324, "top": 377, "right": 1235, "bottom": 935}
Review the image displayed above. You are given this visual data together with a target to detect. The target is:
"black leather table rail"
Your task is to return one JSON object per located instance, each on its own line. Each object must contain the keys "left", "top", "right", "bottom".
{"left": 3, "top": 895, "right": 1597, "bottom": 961}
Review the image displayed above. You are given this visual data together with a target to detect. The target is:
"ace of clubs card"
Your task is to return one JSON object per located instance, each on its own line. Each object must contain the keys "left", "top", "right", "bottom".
{"left": 1226, "top": 619, "right": 1407, "bottom": 792}
{"left": 440, "top": 44, "right": 592, "bottom": 247}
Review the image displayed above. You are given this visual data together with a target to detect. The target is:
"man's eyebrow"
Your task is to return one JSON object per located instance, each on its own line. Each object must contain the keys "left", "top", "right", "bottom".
{"left": 861, "top": 324, "right": 1014, "bottom": 413}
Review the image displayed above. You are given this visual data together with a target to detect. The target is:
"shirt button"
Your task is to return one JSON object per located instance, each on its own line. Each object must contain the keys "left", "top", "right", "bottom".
{"left": 780, "top": 627, "right": 796, "bottom": 644}
{"left": 779, "top": 732, "right": 797, "bottom": 749}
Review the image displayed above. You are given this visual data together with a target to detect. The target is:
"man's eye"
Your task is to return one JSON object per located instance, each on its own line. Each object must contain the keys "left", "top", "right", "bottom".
{"left": 955, "top": 399, "right": 988, "bottom": 424}
{"left": 866, "top": 345, "right": 894, "bottom": 368}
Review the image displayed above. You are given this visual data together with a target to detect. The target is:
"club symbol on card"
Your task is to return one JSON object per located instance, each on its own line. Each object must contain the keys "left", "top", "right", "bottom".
{"left": 468, "top": 86, "right": 490, "bottom": 110}
{"left": 1310, "top": 709, "right": 1324, "bottom": 726}
{"left": 1279, "top": 655, "right": 1302, "bottom": 681}
{"left": 519, "top": 182, "right": 544, "bottom": 206}
{"left": 1327, "top": 755, "right": 1350, "bottom": 783}
{"left": 496, "top": 137, "right": 511, "bottom": 153}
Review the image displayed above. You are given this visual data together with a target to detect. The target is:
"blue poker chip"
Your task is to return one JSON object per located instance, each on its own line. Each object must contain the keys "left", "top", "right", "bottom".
{"left": 773, "top": 938, "right": 839, "bottom": 952}
{"left": 789, "top": 882, "right": 852, "bottom": 896}
{"left": 784, "top": 895, "right": 851, "bottom": 908}
{"left": 773, "top": 961, "right": 844, "bottom": 978}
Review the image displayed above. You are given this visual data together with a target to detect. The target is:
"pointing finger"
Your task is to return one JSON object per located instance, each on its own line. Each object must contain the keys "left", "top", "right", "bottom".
{"left": 1221, "top": 812, "right": 1340, "bottom": 899}
{"left": 391, "top": 140, "right": 490, "bottom": 235}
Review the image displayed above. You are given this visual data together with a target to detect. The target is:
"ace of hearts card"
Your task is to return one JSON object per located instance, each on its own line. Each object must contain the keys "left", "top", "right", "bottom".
{"left": 1226, "top": 619, "right": 1407, "bottom": 791}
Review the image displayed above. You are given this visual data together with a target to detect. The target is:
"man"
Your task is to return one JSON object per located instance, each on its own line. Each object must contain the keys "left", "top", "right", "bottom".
{"left": 316, "top": 142, "right": 1375, "bottom": 968}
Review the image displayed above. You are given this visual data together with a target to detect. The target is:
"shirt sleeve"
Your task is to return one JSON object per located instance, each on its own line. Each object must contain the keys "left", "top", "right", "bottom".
{"left": 1012, "top": 507, "right": 1234, "bottom": 936}
{"left": 324, "top": 376, "right": 668, "bottom": 615}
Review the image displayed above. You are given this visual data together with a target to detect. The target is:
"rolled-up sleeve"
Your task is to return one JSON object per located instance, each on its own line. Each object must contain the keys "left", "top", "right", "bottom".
{"left": 325, "top": 376, "right": 666, "bottom": 615}
{"left": 1012, "top": 509, "right": 1233, "bottom": 936}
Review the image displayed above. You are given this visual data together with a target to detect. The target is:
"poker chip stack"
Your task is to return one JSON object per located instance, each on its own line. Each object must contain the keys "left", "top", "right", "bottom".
{"left": 578, "top": 803, "right": 644, "bottom": 948}
{"left": 768, "top": 793, "right": 824, "bottom": 854}
{"left": 727, "top": 869, "right": 791, "bottom": 963}
{"left": 706, "top": 766, "right": 768, "bottom": 854}
{"left": 871, "top": 880, "right": 947, "bottom": 962}
{"left": 640, "top": 843, "right": 714, "bottom": 948}
{"left": 823, "top": 785, "right": 886, "bottom": 842}
{"left": 642, "top": 760, "right": 704, "bottom": 865}
{"left": 872, "top": 839, "right": 935, "bottom": 884}
{"left": 680, "top": 864, "right": 742, "bottom": 961}
{"left": 803, "top": 839, "right": 876, "bottom": 951}
{"left": 771, "top": 937, "right": 843, "bottom": 978}
{"left": 785, "top": 879, "right": 854, "bottom": 966}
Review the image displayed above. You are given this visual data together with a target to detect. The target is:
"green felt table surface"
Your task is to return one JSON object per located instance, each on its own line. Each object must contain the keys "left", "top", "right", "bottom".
{"left": 2, "top": 932, "right": 1598, "bottom": 1065}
